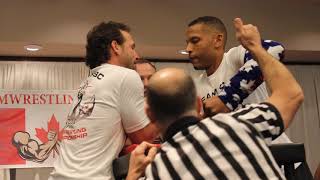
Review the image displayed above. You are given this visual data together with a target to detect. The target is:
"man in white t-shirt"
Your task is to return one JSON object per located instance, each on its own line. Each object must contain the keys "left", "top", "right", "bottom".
{"left": 49, "top": 21, "right": 158, "bottom": 180}
{"left": 185, "top": 16, "right": 291, "bottom": 144}
{"left": 126, "top": 18, "right": 304, "bottom": 179}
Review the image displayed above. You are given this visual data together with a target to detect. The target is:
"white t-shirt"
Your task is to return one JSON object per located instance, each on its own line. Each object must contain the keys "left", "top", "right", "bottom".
{"left": 49, "top": 64, "right": 150, "bottom": 180}
{"left": 196, "top": 45, "right": 269, "bottom": 106}
{"left": 195, "top": 41, "right": 292, "bottom": 144}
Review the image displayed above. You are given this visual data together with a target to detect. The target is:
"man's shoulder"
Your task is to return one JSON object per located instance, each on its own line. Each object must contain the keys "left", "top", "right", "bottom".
{"left": 98, "top": 63, "right": 135, "bottom": 73}
{"left": 202, "top": 114, "right": 236, "bottom": 127}
{"left": 223, "top": 45, "right": 246, "bottom": 65}
{"left": 95, "top": 64, "right": 139, "bottom": 83}
{"left": 225, "top": 45, "right": 245, "bottom": 56}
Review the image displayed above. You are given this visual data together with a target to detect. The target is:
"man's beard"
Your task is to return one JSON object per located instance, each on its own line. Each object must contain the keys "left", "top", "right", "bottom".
{"left": 190, "top": 58, "right": 209, "bottom": 71}
{"left": 192, "top": 63, "right": 210, "bottom": 71}
{"left": 126, "top": 61, "right": 135, "bottom": 70}
{"left": 193, "top": 66, "right": 207, "bottom": 71}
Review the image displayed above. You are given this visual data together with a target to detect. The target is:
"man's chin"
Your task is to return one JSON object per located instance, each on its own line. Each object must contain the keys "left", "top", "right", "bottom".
{"left": 190, "top": 60, "right": 205, "bottom": 71}
{"left": 193, "top": 66, "right": 207, "bottom": 71}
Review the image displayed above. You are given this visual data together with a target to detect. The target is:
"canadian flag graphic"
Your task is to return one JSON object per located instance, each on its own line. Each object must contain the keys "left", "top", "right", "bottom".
{"left": 0, "top": 109, "right": 65, "bottom": 166}
{"left": 0, "top": 108, "right": 25, "bottom": 165}
{"left": 0, "top": 90, "right": 74, "bottom": 168}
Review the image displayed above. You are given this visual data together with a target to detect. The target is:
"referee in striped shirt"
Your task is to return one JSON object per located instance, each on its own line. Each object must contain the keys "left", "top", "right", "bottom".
{"left": 126, "top": 18, "right": 304, "bottom": 180}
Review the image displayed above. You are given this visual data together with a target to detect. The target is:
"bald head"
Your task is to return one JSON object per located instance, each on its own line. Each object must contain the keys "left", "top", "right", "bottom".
{"left": 149, "top": 68, "right": 187, "bottom": 93}
{"left": 146, "top": 68, "right": 197, "bottom": 122}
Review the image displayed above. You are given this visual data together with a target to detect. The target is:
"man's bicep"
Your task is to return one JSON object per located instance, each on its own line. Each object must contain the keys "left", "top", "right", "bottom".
{"left": 120, "top": 72, "right": 150, "bottom": 133}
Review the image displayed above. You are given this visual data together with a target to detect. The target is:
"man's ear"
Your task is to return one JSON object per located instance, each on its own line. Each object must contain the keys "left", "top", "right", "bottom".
{"left": 145, "top": 100, "right": 156, "bottom": 123}
{"left": 213, "top": 34, "right": 224, "bottom": 48}
{"left": 111, "top": 40, "right": 121, "bottom": 55}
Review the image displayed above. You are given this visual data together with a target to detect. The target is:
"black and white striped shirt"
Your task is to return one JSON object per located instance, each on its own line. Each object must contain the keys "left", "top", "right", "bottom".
{"left": 145, "top": 103, "right": 286, "bottom": 179}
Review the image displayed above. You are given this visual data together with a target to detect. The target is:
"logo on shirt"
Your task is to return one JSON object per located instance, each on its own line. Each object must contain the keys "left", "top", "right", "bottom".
{"left": 90, "top": 71, "right": 104, "bottom": 80}
{"left": 201, "top": 82, "right": 226, "bottom": 102}
{"left": 65, "top": 80, "right": 95, "bottom": 132}
{"left": 63, "top": 128, "right": 88, "bottom": 140}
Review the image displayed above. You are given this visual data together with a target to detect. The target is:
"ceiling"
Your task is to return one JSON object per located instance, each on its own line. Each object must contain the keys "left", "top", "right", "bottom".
{"left": 0, "top": 0, "right": 320, "bottom": 62}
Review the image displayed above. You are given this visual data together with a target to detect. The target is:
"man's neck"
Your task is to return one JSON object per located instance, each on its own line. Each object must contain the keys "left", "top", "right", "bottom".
{"left": 206, "top": 49, "right": 224, "bottom": 77}
{"left": 107, "top": 56, "right": 122, "bottom": 67}
{"left": 159, "top": 111, "right": 199, "bottom": 139}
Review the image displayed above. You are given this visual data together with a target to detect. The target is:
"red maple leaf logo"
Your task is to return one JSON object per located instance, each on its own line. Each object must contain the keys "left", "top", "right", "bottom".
{"left": 35, "top": 114, "right": 64, "bottom": 143}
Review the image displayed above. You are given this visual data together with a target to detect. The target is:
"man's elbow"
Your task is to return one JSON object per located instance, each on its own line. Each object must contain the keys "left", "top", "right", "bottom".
{"left": 293, "top": 87, "right": 304, "bottom": 107}
{"left": 283, "top": 90, "right": 304, "bottom": 129}
{"left": 297, "top": 91, "right": 304, "bottom": 105}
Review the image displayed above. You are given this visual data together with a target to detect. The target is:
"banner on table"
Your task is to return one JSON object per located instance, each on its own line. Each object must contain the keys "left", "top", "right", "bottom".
{"left": 0, "top": 90, "right": 76, "bottom": 168}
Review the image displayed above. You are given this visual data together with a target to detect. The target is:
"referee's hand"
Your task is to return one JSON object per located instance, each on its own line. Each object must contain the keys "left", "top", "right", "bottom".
{"left": 126, "top": 141, "right": 159, "bottom": 180}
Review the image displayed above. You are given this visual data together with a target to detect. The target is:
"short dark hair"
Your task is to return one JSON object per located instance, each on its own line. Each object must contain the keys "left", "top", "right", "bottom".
{"left": 134, "top": 59, "right": 156, "bottom": 71}
{"left": 146, "top": 75, "right": 196, "bottom": 121}
{"left": 85, "top": 21, "right": 130, "bottom": 69}
{"left": 189, "top": 16, "right": 227, "bottom": 47}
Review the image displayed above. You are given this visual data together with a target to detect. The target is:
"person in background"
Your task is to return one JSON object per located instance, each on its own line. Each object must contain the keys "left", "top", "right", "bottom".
{"left": 134, "top": 59, "right": 156, "bottom": 96}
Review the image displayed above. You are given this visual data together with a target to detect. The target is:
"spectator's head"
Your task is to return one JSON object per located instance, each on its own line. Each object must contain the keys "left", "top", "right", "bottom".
{"left": 86, "top": 21, "right": 139, "bottom": 69}
{"left": 186, "top": 16, "right": 227, "bottom": 71}
{"left": 145, "top": 68, "right": 201, "bottom": 129}
{"left": 134, "top": 59, "right": 156, "bottom": 95}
